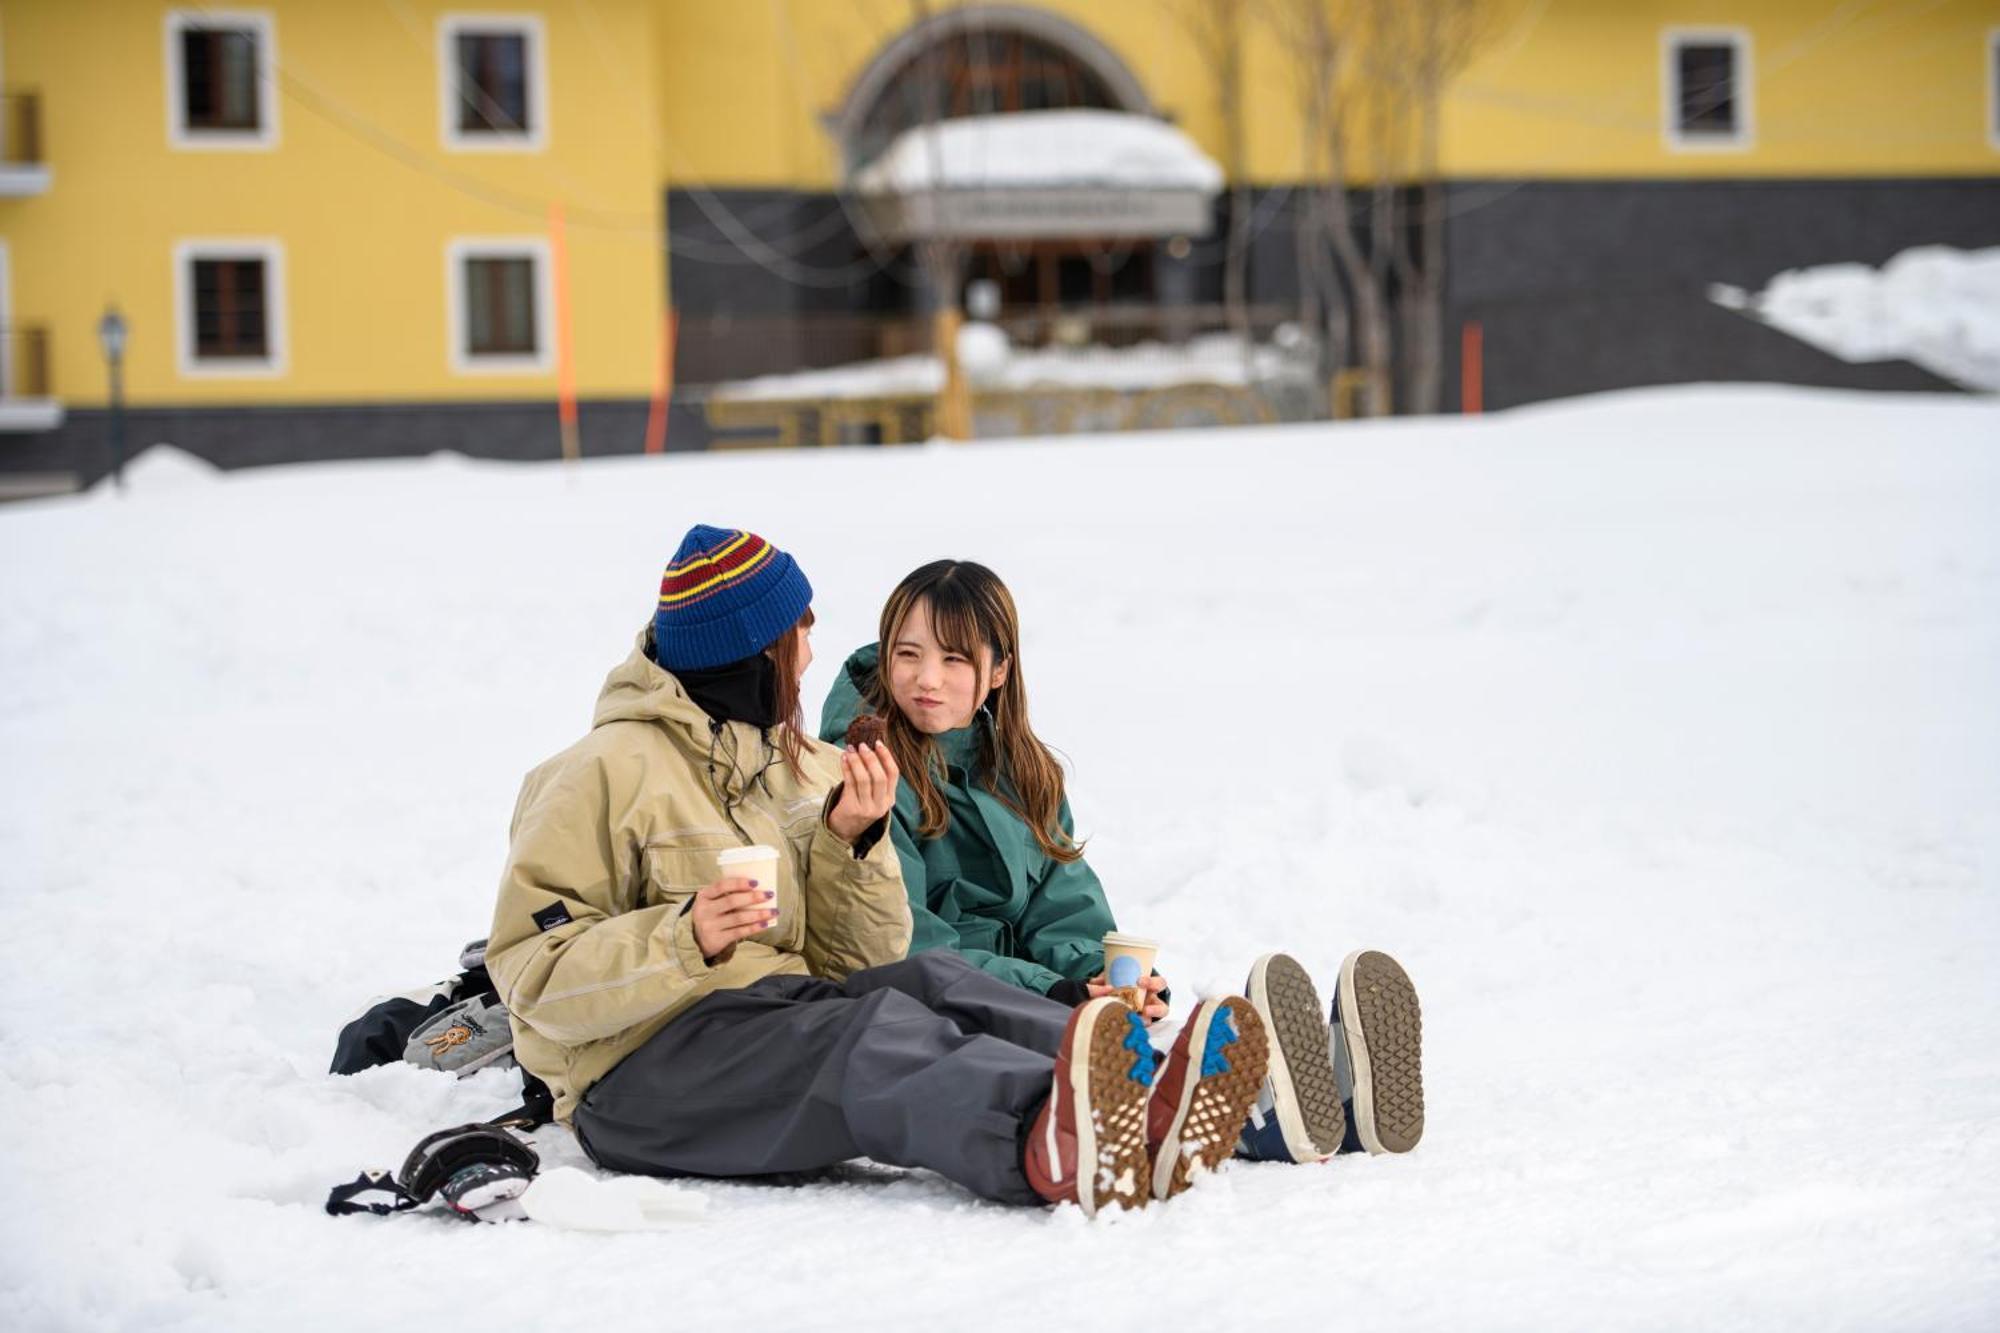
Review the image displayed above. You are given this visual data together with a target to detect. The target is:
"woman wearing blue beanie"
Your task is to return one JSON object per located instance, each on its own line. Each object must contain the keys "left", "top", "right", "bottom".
{"left": 821, "top": 559, "right": 1426, "bottom": 1175}
{"left": 481, "top": 525, "right": 1272, "bottom": 1217}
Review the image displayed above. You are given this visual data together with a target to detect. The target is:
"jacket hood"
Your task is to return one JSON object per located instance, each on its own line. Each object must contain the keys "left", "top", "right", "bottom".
{"left": 594, "top": 628, "right": 718, "bottom": 733}
{"left": 597, "top": 628, "right": 798, "bottom": 800}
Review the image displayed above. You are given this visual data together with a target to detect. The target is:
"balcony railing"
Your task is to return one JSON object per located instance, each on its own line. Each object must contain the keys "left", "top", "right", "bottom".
{"left": 1, "top": 91, "right": 43, "bottom": 167}
{"left": 675, "top": 302, "right": 1300, "bottom": 387}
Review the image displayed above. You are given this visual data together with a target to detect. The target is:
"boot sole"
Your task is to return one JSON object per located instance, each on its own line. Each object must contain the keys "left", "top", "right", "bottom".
{"left": 1067, "top": 999, "right": 1154, "bottom": 1217}
{"left": 1247, "top": 953, "right": 1344, "bottom": 1161}
{"left": 1151, "top": 996, "right": 1270, "bottom": 1200}
{"left": 1338, "top": 949, "right": 1425, "bottom": 1154}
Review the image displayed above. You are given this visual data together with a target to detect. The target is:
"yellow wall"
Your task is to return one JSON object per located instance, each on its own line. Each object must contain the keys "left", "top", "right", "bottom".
{"left": 1446, "top": 0, "right": 2000, "bottom": 178}
{"left": 1, "top": 0, "right": 664, "bottom": 410}
{"left": 654, "top": 0, "right": 2000, "bottom": 187}
{"left": 5, "top": 0, "right": 1994, "bottom": 412}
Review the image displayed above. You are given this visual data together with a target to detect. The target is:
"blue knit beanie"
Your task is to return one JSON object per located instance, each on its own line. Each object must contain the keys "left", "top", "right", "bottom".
{"left": 652, "top": 525, "right": 813, "bottom": 671}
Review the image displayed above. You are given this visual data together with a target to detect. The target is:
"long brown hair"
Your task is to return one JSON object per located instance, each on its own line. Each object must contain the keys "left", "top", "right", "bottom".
{"left": 765, "top": 605, "right": 817, "bottom": 779}
{"left": 871, "top": 562, "right": 1081, "bottom": 863}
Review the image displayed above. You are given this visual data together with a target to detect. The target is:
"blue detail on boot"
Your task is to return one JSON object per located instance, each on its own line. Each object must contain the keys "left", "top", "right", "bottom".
{"left": 1200, "top": 1006, "right": 1240, "bottom": 1077}
{"left": 1124, "top": 1011, "right": 1159, "bottom": 1084}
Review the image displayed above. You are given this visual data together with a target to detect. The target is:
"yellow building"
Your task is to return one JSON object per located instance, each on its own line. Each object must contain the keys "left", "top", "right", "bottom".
{"left": 2, "top": 2, "right": 1995, "bottom": 490}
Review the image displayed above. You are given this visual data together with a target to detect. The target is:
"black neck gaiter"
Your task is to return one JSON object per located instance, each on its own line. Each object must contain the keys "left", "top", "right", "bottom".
{"left": 672, "top": 652, "right": 781, "bottom": 729}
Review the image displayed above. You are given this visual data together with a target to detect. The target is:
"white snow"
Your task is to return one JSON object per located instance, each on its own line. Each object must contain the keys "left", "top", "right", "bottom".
{"left": 1712, "top": 245, "right": 2000, "bottom": 390}
{"left": 714, "top": 331, "right": 1299, "bottom": 402}
{"left": 852, "top": 109, "right": 1224, "bottom": 195}
{"left": 3, "top": 384, "right": 1998, "bottom": 1330}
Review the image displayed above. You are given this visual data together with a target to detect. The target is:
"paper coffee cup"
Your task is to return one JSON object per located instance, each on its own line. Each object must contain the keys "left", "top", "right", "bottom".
{"left": 716, "top": 844, "right": 780, "bottom": 910}
{"left": 1101, "top": 932, "right": 1159, "bottom": 1011}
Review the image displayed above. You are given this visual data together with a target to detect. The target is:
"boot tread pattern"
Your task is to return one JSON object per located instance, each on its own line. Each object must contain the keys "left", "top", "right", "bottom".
{"left": 1265, "top": 954, "right": 1347, "bottom": 1158}
{"left": 1160, "top": 999, "right": 1269, "bottom": 1199}
{"left": 1352, "top": 951, "right": 1424, "bottom": 1154}
{"left": 1085, "top": 1004, "right": 1153, "bottom": 1212}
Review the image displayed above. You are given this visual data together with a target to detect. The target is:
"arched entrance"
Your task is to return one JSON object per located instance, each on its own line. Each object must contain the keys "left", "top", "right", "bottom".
{"left": 832, "top": 6, "right": 1154, "bottom": 174}
{"left": 834, "top": 7, "right": 1213, "bottom": 337}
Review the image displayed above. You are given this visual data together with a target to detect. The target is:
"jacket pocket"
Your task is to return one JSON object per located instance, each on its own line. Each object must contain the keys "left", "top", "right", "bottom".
{"left": 640, "top": 834, "right": 737, "bottom": 914}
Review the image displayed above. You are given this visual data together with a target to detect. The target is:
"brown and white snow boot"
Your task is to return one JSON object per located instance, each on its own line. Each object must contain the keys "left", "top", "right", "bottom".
{"left": 1146, "top": 994, "right": 1270, "bottom": 1200}
{"left": 1024, "top": 996, "right": 1156, "bottom": 1217}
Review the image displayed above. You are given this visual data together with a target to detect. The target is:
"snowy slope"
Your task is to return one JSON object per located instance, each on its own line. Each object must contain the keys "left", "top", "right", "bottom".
{"left": 1, "top": 386, "right": 1996, "bottom": 1331}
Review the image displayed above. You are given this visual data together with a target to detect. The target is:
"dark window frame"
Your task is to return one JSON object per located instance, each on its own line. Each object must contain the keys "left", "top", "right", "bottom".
{"left": 180, "top": 26, "right": 263, "bottom": 132}
{"left": 1666, "top": 30, "right": 1751, "bottom": 147}
{"left": 454, "top": 30, "right": 532, "bottom": 136}
{"left": 190, "top": 256, "right": 271, "bottom": 361}
{"left": 460, "top": 252, "right": 542, "bottom": 360}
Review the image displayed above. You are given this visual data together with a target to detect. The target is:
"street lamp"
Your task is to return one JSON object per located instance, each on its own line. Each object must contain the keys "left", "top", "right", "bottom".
{"left": 97, "top": 305, "right": 128, "bottom": 492}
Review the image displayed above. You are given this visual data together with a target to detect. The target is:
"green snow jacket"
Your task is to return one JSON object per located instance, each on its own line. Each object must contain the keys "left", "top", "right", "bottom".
{"left": 819, "top": 643, "right": 1115, "bottom": 997}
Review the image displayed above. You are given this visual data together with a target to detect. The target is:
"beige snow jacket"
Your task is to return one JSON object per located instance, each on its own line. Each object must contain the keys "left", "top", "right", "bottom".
{"left": 486, "top": 631, "right": 912, "bottom": 1124}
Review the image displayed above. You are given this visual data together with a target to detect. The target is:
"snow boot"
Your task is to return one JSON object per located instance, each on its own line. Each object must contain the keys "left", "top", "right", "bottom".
{"left": 1147, "top": 995, "right": 1270, "bottom": 1200}
{"left": 1333, "top": 949, "right": 1425, "bottom": 1154}
{"left": 1024, "top": 996, "right": 1156, "bottom": 1217}
{"left": 1236, "top": 952, "right": 1344, "bottom": 1163}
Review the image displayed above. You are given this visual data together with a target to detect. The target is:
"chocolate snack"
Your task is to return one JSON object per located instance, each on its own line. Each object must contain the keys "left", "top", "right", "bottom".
{"left": 844, "top": 714, "right": 888, "bottom": 748}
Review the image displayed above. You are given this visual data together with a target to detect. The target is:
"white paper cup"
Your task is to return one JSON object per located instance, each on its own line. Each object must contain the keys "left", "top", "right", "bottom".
{"left": 1101, "top": 932, "right": 1160, "bottom": 1011}
{"left": 716, "top": 845, "right": 780, "bottom": 914}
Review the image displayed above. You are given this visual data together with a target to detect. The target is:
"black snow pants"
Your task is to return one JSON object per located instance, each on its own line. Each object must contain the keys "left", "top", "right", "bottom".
{"left": 572, "top": 951, "right": 1072, "bottom": 1205}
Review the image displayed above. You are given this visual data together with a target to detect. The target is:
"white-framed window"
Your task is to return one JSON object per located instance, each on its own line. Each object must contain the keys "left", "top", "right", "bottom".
{"left": 1663, "top": 28, "right": 1752, "bottom": 151}
{"left": 446, "top": 238, "right": 554, "bottom": 374}
{"left": 173, "top": 239, "right": 287, "bottom": 378}
{"left": 165, "top": 10, "right": 278, "bottom": 150}
{"left": 438, "top": 14, "right": 548, "bottom": 151}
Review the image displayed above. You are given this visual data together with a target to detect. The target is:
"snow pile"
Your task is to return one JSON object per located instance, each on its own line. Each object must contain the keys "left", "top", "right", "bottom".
{"left": 853, "top": 109, "right": 1224, "bottom": 195}
{"left": 714, "top": 332, "right": 1300, "bottom": 402}
{"left": 2, "top": 386, "right": 1998, "bottom": 1330}
{"left": 1712, "top": 245, "right": 2000, "bottom": 390}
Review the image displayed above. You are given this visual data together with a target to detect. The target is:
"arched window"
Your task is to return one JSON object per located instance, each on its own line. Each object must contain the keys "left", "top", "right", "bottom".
{"left": 851, "top": 29, "right": 1123, "bottom": 170}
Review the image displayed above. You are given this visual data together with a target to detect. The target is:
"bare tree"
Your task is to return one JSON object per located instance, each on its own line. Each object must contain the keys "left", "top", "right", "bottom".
{"left": 909, "top": 0, "right": 971, "bottom": 437}
{"left": 1262, "top": 0, "right": 1392, "bottom": 417}
{"left": 1168, "top": 0, "right": 1253, "bottom": 344}
{"left": 1388, "top": 0, "right": 1496, "bottom": 415}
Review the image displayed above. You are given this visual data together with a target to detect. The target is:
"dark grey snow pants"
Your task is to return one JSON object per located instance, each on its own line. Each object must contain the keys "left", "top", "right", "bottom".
{"left": 572, "top": 951, "right": 1071, "bottom": 1205}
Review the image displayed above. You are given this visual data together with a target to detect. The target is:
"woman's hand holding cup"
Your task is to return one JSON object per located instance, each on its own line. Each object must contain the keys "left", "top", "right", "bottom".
{"left": 690, "top": 876, "right": 777, "bottom": 962}
{"left": 1086, "top": 970, "right": 1169, "bottom": 1023}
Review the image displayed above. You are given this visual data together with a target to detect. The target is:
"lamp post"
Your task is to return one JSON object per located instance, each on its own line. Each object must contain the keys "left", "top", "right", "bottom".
{"left": 97, "top": 305, "right": 128, "bottom": 492}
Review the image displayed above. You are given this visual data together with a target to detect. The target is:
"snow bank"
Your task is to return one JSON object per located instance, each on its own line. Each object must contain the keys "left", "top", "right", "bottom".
{"left": 853, "top": 109, "right": 1224, "bottom": 195}
{"left": 2, "top": 386, "right": 1997, "bottom": 1330}
{"left": 1712, "top": 245, "right": 2000, "bottom": 390}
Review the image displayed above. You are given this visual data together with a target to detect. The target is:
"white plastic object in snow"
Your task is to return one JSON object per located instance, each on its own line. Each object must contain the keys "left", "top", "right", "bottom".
{"left": 519, "top": 1166, "right": 710, "bottom": 1231}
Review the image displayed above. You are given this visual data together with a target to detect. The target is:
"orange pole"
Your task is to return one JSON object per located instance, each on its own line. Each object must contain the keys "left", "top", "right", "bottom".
{"left": 1461, "top": 320, "right": 1484, "bottom": 416}
{"left": 549, "top": 203, "right": 580, "bottom": 462}
{"left": 645, "top": 308, "right": 677, "bottom": 455}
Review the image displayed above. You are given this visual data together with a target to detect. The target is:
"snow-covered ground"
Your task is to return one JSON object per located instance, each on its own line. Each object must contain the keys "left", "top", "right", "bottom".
{"left": 713, "top": 330, "right": 1303, "bottom": 401}
{"left": 1713, "top": 245, "right": 2000, "bottom": 391}
{"left": 2, "top": 385, "right": 1996, "bottom": 1331}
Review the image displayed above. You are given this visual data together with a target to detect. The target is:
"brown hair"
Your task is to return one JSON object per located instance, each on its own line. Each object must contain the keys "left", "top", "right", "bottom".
{"left": 871, "top": 561, "right": 1081, "bottom": 863}
{"left": 765, "top": 605, "right": 817, "bottom": 779}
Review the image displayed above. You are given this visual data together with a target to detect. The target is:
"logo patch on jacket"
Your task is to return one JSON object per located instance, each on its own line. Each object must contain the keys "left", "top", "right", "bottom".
{"left": 531, "top": 901, "right": 573, "bottom": 933}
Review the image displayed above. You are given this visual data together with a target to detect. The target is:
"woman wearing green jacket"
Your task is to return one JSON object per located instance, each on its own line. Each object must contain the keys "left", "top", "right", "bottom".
{"left": 821, "top": 559, "right": 1426, "bottom": 1168}
{"left": 820, "top": 637, "right": 1127, "bottom": 1010}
